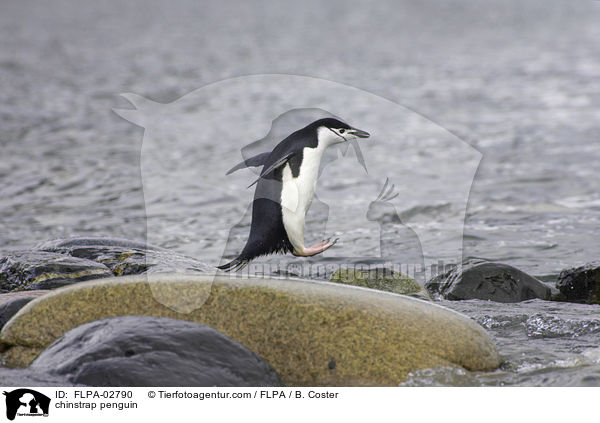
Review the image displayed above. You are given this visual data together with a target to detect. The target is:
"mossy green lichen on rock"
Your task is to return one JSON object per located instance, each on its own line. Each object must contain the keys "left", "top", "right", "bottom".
{"left": 0, "top": 274, "right": 499, "bottom": 386}
{"left": 330, "top": 267, "right": 420, "bottom": 295}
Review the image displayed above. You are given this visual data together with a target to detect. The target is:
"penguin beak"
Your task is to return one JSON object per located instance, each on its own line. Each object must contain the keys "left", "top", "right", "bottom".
{"left": 349, "top": 128, "right": 370, "bottom": 139}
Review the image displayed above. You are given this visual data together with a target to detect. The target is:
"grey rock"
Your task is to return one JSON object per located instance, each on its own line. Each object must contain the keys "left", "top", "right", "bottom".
{"left": 426, "top": 260, "right": 551, "bottom": 302}
{"left": 0, "top": 291, "right": 50, "bottom": 328}
{"left": 37, "top": 237, "right": 211, "bottom": 276}
{"left": 32, "top": 316, "right": 280, "bottom": 387}
{"left": 0, "top": 367, "right": 78, "bottom": 387}
{"left": 37, "top": 237, "right": 159, "bottom": 252}
{"left": 0, "top": 251, "right": 113, "bottom": 292}
{"left": 556, "top": 262, "right": 600, "bottom": 304}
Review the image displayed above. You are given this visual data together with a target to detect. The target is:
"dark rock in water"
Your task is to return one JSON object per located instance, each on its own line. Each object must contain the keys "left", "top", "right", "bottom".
{"left": 0, "top": 238, "right": 211, "bottom": 295}
{"left": 556, "top": 262, "right": 600, "bottom": 304}
{"left": 37, "top": 237, "right": 211, "bottom": 276}
{"left": 0, "top": 251, "right": 113, "bottom": 292}
{"left": 0, "top": 291, "right": 49, "bottom": 328}
{"left": 31, "top": 316, "right": 280, "bottom": 387}
{"left": 38, "top": 237, "right": 158, "bottom": 252}
{"left": 425, "top": 260, "right": 551, "bottom": 302}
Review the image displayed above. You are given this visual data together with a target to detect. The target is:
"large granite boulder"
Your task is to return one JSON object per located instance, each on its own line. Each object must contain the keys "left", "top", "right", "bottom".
{"left": 31, "top": 316, "right": 280, "bottom": 386}
{"left": 425, "top": 260, "right": 551, "bottom": 302}
{"left": 0, "top": 291, "right": 50, "bottom": 329}
{"left": 0, "top": 274, "right": 499, "bottom": 386}
{"left": 37, "top": 237, "right": 211, "bottom": 276}
{"left": 556, "top": 262, "right": 600, "bottom": 304}
{"left": 0, "top": 251, "right": 113, "bottom": 292}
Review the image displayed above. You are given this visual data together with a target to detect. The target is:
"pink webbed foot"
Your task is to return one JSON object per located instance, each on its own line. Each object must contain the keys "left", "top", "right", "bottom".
{"left": 292, "top": 238, "right": 338, "bottom": 257}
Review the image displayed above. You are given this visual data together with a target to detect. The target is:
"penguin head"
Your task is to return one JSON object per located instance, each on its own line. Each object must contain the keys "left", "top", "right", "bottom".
{"left": 312, "top": 118, "right": 370, "bottom": 147}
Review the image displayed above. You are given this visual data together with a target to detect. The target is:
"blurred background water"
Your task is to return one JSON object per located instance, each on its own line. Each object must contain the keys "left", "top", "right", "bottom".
{"left": 1, "top": 0, "right": 600, "bottom": 385}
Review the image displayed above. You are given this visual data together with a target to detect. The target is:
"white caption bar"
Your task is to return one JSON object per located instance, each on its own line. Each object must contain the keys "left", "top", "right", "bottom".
{"left": 0, "top": 387, "right": 593, "bottom": 423}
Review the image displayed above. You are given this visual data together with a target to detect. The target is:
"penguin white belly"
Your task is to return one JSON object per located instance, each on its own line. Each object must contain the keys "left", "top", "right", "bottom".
{"left": 281, "top": 147, "right": 323, "bottom": 252}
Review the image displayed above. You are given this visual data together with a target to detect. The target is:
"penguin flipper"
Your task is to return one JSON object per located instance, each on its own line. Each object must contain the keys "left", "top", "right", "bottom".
{"left": 226, "top": 152, "right": 271, "bottom": 175}
{"left": 247, "top": 152, "right": 295, "bottom": 188}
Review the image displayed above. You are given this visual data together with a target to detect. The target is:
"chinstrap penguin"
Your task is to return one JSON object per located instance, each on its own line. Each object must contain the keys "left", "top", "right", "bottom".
{"left": 218, "top": 118, "right": 370, "bottom": 271}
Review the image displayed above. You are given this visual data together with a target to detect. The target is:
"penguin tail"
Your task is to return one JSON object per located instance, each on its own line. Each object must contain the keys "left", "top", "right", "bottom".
{"left": 217, "top": 257, "right": 250, "bottom": 272}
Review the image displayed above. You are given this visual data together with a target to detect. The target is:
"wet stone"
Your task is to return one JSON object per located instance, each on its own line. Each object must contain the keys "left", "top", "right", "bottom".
{"left": 556, "top": 262, "right": 600, "bottom": 304}
{"left": 37, "top": 237, "right": 211, "bottom": 276}
{"left": 426, "top": 260, "right": 552, "bottom": 302}
{"left": 0, "top": 366, "right": 77, "bottom": 387}
{"left": 0, "top": 251, "right": 113, "bottom": 292}
{"left": 31, "top": 316, "right": 280, "bottom": 387}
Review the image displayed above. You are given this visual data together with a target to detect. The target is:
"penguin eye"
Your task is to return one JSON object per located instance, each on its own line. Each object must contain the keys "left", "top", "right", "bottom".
{"left": 339, "top": 128, "right": 345, "bottom": 134}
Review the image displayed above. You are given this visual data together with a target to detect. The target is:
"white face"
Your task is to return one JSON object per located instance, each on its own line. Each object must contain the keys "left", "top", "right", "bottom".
{"left": 317, "top": 126, "right": 353, "bottom": 147}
